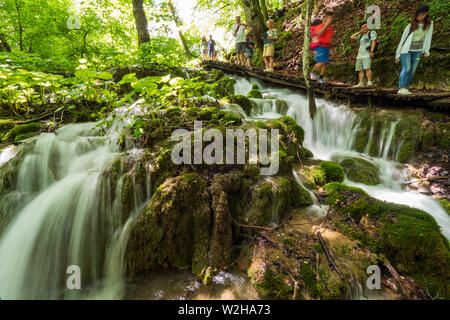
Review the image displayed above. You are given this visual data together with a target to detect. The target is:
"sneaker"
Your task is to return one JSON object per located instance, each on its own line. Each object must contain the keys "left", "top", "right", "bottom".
{"left": 268, "top": 68, "right": 274, "bottom": 72}
{"left": 398, "top": 88, "right": 412, "bottom": 95}
{"left": 353, "top": 82, "right": 365, "bottom": 88}
{"left": 317, "top": 78, "right": 326, "bottom": 84}
{"left": 310, "top": 72, "right": 318, "bottom": 81}
{"left": 367, "top": 81, "right": 373, "bottom": 86}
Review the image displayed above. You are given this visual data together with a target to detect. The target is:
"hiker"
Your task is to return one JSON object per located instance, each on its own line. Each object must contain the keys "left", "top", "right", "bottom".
{"left": 201, "top": 36, "right": 208, "bottom": 61}
{"left": 233, "top": 16, "right": 247, "bottom": 65}
{"left": 245, "top": 30, "right": 255, "bottom": 67}
{"left": 262, "top": 20, "right": 278, "bottom": 72}
{"left": 310, "top": 11, "right": 334, "bottom": 84}
{"left": 351, "top": 21, "right": 377, "bottom": 87}
{"left": 395, "top": 4, "right": 434, "bottom": 95}
{"left": 208, "top": 35, "right": 216, "bottom": 61}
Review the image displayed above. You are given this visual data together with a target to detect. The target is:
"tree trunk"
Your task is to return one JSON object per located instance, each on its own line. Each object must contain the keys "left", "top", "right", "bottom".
{"left": 302, "top": 0, "right": 317, "bottom": 119}
{"left": 14, "top": 0, "right": 23, "bottom": 51}
{"left": 259, "top": 0, "right": 268, "bottom": 22}
{"left": 167, "top": 0, "right": 195, "bottom": 59}
{"left": 241, "top": 0, "right": 266, "bottom": 56}
{"left": 0, "top": 33, "right": 11, "bottom": 52}
{"left": 132, "top": 0, "right": 150, "bottom": 46}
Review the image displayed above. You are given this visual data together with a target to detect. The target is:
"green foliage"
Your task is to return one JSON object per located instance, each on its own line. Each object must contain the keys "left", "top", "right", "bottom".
{"left": 312, "top": 162, "right": 345, "bottom": 186}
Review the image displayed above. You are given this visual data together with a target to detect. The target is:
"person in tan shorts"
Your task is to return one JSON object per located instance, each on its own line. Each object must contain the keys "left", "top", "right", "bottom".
{"left": 262, "top": 20, "right": 278, "bottom": 72}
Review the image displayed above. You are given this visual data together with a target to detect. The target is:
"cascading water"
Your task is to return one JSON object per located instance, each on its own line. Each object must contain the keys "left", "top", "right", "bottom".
{"left": 233, "top": 76, "right": 450, "bottom": 240}
{"left": 0, "top": 75, "right": 448, "bottom": 300}
{"left": 0, "top": 110, "right": 151, "bottom": 299}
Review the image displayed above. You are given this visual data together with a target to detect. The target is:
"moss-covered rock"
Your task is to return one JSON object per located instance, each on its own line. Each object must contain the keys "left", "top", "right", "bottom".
{"left": 312, "top": 161, "right": 345, "bottom": 186}
{"left": 247, "top": 84, "right": 263, "bottom": 99}
{"left": 208, "top": 76, "right": 236, "bottom": 99}
{"left": 2, "top": 123, "right": 41, "bottom": 143}
{"left": 323, "top": 182, "right": 450, "bottom": 298}
{"left": 332, "top": 155, "right": 380, "bottom": 185}
{"left": 125, "top": 173, "right": 212, "bottom": 279}
{"left": 222, "top": 95, "right": 255, "bottom": 116}
{"left": 245, "top": 176, "right": 312, "bottom": 227}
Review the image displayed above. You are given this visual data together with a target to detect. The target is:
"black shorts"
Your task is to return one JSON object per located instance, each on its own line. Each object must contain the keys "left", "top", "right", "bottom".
{"left": 236, "top": 42, "right": 246, "bottom": 54}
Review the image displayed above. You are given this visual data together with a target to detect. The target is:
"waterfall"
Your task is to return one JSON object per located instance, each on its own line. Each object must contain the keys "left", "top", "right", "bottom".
{"left": 0, "top": 117, "right": 151, "bottom": 299}
{"left": 234, "top": 77, "right": 450, "bottom": 240}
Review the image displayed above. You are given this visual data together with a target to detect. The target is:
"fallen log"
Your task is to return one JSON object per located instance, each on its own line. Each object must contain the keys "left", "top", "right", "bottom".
{"left": 317, "top": 231, "right": 345, "bottom": 280}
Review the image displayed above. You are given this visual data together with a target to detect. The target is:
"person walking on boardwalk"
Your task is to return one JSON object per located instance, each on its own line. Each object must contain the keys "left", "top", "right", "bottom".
{"left": 208, "top": 35, "right": 217, "bottom": 61}
{"left": 233, "top": 16, "right": 247, "bottom": 65}
{"left": 245, "top": 30, "right": 255, "bottom": 67}
{"left": 396, "top": 4, "right": 433, "bottom": 95}
{"left": 351, "top": 21, "right": 377, "bottom": 87}
{"left": 200, "top": 36, "right": 208, "bottom": 61}
{"left": 262, "top": 20, "right": 278, "bottom": 72}
{"left": 310, "top": 11, "right": 334, "bottom": 84}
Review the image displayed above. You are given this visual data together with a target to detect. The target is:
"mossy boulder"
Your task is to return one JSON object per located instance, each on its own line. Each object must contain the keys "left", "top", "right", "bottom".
{"left": 2, "top": 123, "right": 41, "bottom": 143}
{"left": 332, "top": 154, "right": 380, "bottom": 186}
{"left": 323, "top": 182, "right": 450, "bottom": 298}
{"left": 125, "top": 173, "right": 212, "bottom": 279}
{"left": 222, "top": 95, "right": 255, "bottom": 116}
{"left": 312, "top": 161, "right": 345, "bottom": 186}
{"left": 208, "top": 76, "right": 236, "bottom": 99}
{"left": 245, "top": 176, "right": 312, "bottom": 227}
{"left": 247, "top": 84, "right": 263, "bottom": 99}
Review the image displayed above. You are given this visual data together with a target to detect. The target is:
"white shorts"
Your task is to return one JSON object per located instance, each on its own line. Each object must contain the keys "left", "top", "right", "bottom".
{"left": 356, "top": 58, "right": 371, "bottom": 71}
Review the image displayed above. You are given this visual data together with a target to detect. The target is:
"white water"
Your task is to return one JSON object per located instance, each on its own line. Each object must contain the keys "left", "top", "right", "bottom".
{"left": 0, "top": 75, "right": 448, "bottom": 300}
{"left": 0, "top": 107, "right": 151, "bottom": 299}
{"left": 233, "top": 77, "right": 450, "bottom": 240}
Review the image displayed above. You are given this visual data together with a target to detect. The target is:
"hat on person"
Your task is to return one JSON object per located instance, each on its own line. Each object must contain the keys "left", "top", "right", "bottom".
{"left": 415, "top": 4, "right": 429, "bottom": 15}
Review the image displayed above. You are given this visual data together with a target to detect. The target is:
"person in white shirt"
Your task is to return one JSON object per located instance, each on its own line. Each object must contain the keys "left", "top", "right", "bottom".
{"left": 233, "top": 16, "right": 247, "bottom": 65}
{"left": 351, "top": 21, "right": 377, "bottom": 87}
{"left": 395, "top": 4, "right": 433, "bottom": 95}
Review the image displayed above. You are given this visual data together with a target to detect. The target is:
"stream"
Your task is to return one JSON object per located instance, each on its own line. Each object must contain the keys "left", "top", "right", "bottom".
{"left": 0, "top": 75, "right": 448, "bottom": 300}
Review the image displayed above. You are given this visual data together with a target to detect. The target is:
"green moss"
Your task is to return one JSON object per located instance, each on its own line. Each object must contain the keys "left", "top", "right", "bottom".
{"left": 221, "top": 112, "right": 242, "bottom": 125}
{"left": 2, "top": 123, "right": 41, "bottom": 143}
{"left": 125, "top": 173, "right": 212, "bottom": 279}
{"left": 397, "top": 141, "right": 414, "bottom": 163}
{"left": 320, "top": 161, "right": 345, "bottom": 184}
{"left": 290, "top": 177, "right": 313, "bottom": 207}
{"left": 323, "top": 182, "right": 450, "bottom": 298}
{"left": 255, "top": 269, "right": 293, "bottom": 299}
{"left": 247, "top": 84, "right": 263, "bottom": 99}
{"left": 440, "top": 199, "right": 450, "bottom": 216}
{"left": 222, "top": 95, "right": 254, "bottom": 116}
{"left": 208, "top": 76, "right": 236, "bottom": 99}
{"left": 333, "top": 155, "right": 380, "bottom": 186}
{"left": 312, "top": 162, "right": 345, "bottom": 186}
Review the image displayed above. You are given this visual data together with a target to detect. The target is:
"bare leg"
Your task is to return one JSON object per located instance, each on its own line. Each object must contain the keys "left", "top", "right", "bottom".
{"left": 366, "top": 69, "right": 372, "bottom": 82}
{"left": 269, "top": 57, "right": 274, "bottom": 69}
{"left": 359, "top": 70, "right": 365, "bottom": 83}
{"left": 264, "top": 57, "right": 269, "bottom": 70}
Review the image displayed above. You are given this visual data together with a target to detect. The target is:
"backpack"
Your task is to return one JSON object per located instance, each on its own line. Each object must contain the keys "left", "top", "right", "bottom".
{"left": 365, "top": 30, "right": 379, "bottom": 53}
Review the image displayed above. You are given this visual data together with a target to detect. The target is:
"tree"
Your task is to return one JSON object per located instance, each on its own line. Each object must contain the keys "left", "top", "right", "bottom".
{"left": 241, "top": 0, "right": 266, "bottom": 55}
{"left": 302, "top": 0, "right": 317, "bottom": 119}
{"left": 166, "top": 0, "right": 195, "bottom": 59}
{"left": 132, "top": 0, "right": 150, "bottom": 46}
{"left": 260, "top": 0, "right": 268, "bottom": 22}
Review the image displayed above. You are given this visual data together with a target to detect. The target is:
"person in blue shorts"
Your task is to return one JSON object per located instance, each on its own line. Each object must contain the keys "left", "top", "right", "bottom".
{"left": 208, "top": 35, "right": 216, "bottom": 61}
{"left": 310, "top": 11, "right": 334, "bottom": 84}
{"left": 245, "top": 32, "right": 255, "bottom": 67}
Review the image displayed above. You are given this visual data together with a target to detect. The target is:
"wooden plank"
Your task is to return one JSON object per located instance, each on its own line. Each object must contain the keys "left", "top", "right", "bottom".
{"left": 203, "top": 61, "right": 449, "bottom": 111}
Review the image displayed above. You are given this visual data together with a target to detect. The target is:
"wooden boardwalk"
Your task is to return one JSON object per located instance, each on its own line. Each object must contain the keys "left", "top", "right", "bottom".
{"left": 203, "top": 61, "right": 450, "bottom": 112}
